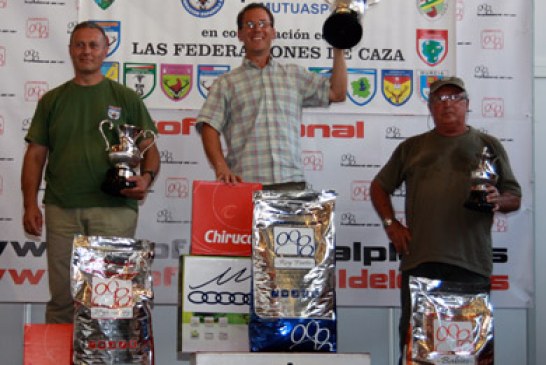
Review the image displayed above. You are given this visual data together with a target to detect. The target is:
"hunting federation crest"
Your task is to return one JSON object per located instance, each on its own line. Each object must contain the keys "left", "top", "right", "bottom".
{"left": 161, "top": 64, "right": 193, "bottom": 101}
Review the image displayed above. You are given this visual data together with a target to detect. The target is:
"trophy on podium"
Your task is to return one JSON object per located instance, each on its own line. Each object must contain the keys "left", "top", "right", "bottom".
{"left": 99, "top": 120, "right": 157, "bottom": 196}
{"left": 322, "top": 0, "right": 380, "bottom": 49}
{"left": 464, "top": 146, "right": 498, "bottom": 213}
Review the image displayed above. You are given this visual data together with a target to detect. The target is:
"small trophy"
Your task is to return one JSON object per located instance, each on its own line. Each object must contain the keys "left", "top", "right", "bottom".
{"left": 464, "top": 146, "right": 498, "bottom": 212}
{"left": 99, "top": 120, "right": 157, "bottom": 196}
{"left": 322, "top": 0, "right": 379, "bottom": 49}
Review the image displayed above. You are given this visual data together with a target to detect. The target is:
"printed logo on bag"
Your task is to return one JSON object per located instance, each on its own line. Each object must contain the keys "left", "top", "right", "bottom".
{"left": 197, "top": 64, "right": 230, "bottom": 99}
{"left": 481, "top": 98, "right": 504, "bottom": 118}
{"left": 417, "top": 0, "right": 448, "bottom": 20}
{"left": 416, "top": 29, "right": 448, "bottom": 67}
{"left": 273, "top": 227, "right": 316, "bottom": 269}
{"left": 26, "top": 18, "right": 49, "bottom": 39}
{"left": 124, "top": 63, "right": 157, "bottom": 99}
{"left": 382, "top": 70, "right": 413, "bottom": 106}
{"left": 0, "top": 115, "right": 3, "bottom": 135}
{"left": 91, "top": 21, "right": 121, "bottom": 57}
{"left": 481, "top": 29, "right": 504, "bottom": 50}
{"left": 90, "top": 277, "right": 133, "bottom": 319}
{"left": 180, "top": 0, "right": 224, "bottom": 18}
{"left": 191, "top": 181, "right": 261, "bottom": 256}
{"left": 94, "top": 0, "right": 115, "bottom": 10}
{"left": 161, "top": 64, "right": 193, "bottom": 101}
{"left": 24, "top": 81, "right": 48, "bottom": 102}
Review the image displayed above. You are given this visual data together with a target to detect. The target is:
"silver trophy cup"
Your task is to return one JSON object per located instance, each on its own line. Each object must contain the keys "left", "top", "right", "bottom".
{"left": 99, "top": 120, "right": 157, "bottom": 196}
{"left": 464, "top": 146, "right": 498, "bottom": 212}
{"left": 322, "top": 0, "right": 366, "bottom": 49}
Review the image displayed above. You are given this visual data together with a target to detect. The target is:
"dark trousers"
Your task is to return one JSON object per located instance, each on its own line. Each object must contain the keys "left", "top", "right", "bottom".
{"left": 399, "top": 262, "right": 490, "bottom": 365}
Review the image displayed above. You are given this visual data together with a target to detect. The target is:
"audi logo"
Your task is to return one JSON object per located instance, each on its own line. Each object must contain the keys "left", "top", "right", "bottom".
{"left": 187, "top": 290, "right": 251, "bottom": 305}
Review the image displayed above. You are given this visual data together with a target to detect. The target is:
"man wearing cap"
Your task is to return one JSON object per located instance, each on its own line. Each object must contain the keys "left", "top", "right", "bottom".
{"left": 369, "top": 76, "right": 521, "bottom": 363}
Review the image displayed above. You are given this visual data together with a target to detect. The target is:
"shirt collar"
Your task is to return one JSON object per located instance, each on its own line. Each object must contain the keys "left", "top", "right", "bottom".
{"left": 242, "top": 57, "right": 278, "bottom": 69}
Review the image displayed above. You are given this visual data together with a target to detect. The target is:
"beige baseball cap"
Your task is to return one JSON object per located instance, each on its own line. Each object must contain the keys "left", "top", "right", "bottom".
{"left": 429, "top": 76, "right": 467, "bottom": 95}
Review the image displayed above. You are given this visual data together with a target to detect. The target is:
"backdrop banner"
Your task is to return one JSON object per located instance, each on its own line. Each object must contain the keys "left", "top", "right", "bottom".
{"left": 0, "top": 0, "right": 533, "bottom": 308}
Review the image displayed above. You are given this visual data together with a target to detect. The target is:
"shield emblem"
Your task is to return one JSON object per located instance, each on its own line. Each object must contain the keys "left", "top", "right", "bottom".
{"left": 124, "top": 63, "right": 157, "bottom": 99}
{"left": 382, "top": 70, "right": 413, "bottom": 106}
{"left": 417, "top": 71, "right": 447, "bottom": 102}
{"left": 417, "top": 0, "right": 448, "bottom": 19}
{"left": 347, "top": 68, "right": 377, "bottom": 106}
{"left": 161, "top": 64, "right": 193, "bottom": 101}
{"left": 180, "top": 0, "right": 225, "bottom": 18}
{"left": 101, "top": 61, "right": 119, "bottom": 82}
{"left": 94, "top": 0, "right": 115, "bottom": 10}
{"left": 107, "top": 106, "right": 121, "bottom": 120}
{"left": 92, "top": 20, "right": 121, "bottom": 57}
{"left": 416, "top": 29, "right": 448, "bottom": 67}
{"left": 197, "top": 64, "right": 230, "bottom": 99}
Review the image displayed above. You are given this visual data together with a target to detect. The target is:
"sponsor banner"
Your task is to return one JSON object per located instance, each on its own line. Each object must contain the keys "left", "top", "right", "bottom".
{"left": 0, "top": 1, "right": 534, "bottom": 309}
{"left": 178, "top": 255, "right": 251, "bottom": 353}
{"left": 191, "top": 181, "right": 261, "bottom": 257}
{"left": 78, "top": 0, "right": 457, "bottom": 114}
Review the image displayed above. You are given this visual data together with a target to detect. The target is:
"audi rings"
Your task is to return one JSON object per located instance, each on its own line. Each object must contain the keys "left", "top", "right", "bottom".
{"left": 187, "top": 290, "right": 251, "bottom": 305}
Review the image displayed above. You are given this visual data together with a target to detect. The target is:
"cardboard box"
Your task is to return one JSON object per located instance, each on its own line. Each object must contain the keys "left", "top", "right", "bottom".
{"left": 178, "top": 255, "right": 252, "bottom": 354}
{"left": 23, "top": 324, "right": 73, "bottom": 365}
{"left": 191, "top": 181, "right": 261, "bottom": 256}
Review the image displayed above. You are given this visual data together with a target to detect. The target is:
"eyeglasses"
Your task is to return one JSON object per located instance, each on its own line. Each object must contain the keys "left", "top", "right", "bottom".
{"left": 429, "top": 92, "right": 467, "bottom": 104}
{"left": 244, "top": 20, "right": 272, "bottom": 29}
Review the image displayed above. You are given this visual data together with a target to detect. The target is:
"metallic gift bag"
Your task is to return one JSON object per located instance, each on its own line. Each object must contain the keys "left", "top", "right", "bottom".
{"left": 71, "top": 235, "right": 155, "bottom": 365}
{"left": 250, "top": 190, "right": 337, "bottom": 352}
{"left": 407, "top": 276, "right": 494, "bottom": 365}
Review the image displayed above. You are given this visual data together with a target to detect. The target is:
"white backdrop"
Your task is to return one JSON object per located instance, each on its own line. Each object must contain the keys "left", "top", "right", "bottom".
{"left": 0, "top": 0, "right": 533, "bottom": 308}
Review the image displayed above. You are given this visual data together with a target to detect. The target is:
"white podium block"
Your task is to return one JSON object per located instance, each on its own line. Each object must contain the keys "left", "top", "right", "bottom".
{"left": 190, "top": 352, "right": 371, "bottom": 365}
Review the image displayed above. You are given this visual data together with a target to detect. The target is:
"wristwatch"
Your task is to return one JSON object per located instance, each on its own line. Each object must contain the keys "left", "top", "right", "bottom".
{"left": 141, "top": 170, "right": 156, "bottom": 182}
{"left": 382, "top": 217, "right": 395, "bottom": 228}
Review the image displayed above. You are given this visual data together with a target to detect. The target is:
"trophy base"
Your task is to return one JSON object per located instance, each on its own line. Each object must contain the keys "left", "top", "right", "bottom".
{"left": 464, "top": 190, "right": 494, "bottom": 213}
{"left": 322, "top": 10, "right": 363, "bottom": 49}
{"left": 101, "top": 167, "right": 136, "bottom": 197}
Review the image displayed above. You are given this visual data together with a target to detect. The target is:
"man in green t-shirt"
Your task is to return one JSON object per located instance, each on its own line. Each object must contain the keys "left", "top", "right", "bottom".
{"left": 369, "top": 76, "right": 521, "bottom": 364}
{"left": 21, "top": 21, "right": 160, "bottom": 323}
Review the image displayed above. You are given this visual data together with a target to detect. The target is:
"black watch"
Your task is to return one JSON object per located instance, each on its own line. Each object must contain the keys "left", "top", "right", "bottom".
{"left": 141, "top": 170, "right": 156, "bottom": 182}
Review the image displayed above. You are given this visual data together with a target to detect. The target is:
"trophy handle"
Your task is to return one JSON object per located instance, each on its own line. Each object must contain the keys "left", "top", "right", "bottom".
{"left": 139, "top": 130, "right": 158, "bottom": 157}
{"left": 99, "top": 120, "right": 114, "bottom": 151}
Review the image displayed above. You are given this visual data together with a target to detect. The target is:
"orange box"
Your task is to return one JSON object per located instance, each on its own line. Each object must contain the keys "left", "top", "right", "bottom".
{"left": 191, "top": 181, "right": 261, "bottom": 256}
{"left": 23, "top": 324, "right": 73, "bottom": 365}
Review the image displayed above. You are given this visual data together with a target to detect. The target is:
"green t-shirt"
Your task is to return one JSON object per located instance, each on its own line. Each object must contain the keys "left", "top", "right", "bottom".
{"left": 375, "top": 127, "right": 521, "bottom": 277}
{"left": 25, "top": 78, "right": 157, "bottom": 211}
